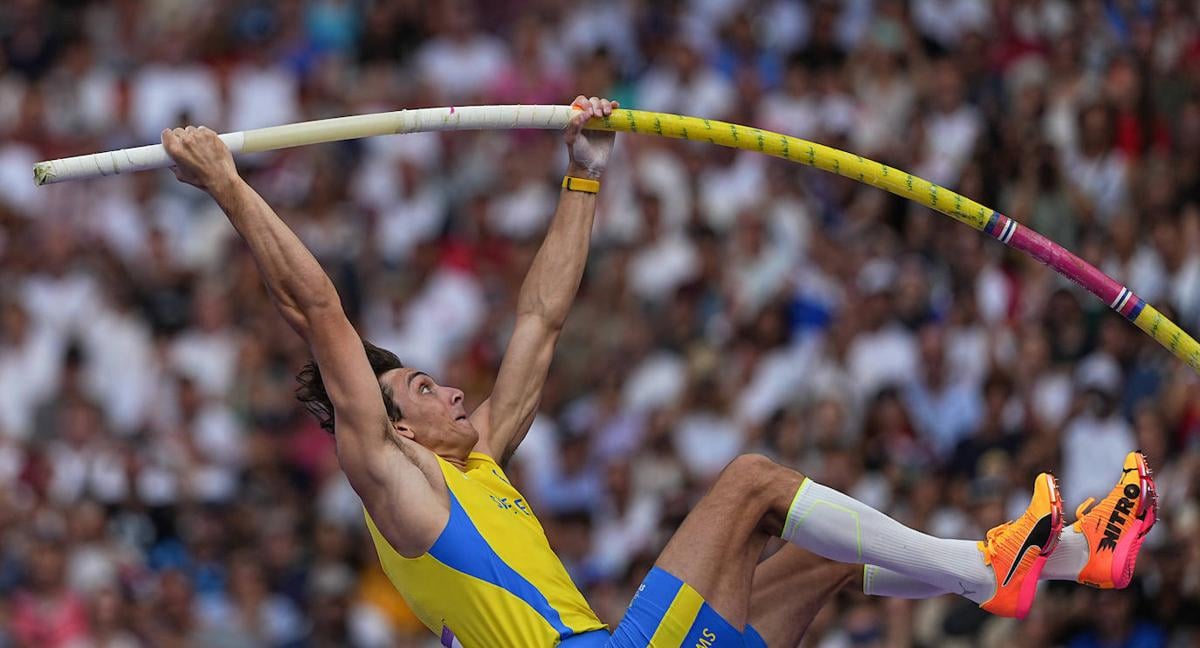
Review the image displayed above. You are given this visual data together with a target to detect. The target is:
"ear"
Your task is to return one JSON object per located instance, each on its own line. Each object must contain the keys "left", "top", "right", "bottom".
{"left": 393, "top": 419, "right": 415, "bottom": 440}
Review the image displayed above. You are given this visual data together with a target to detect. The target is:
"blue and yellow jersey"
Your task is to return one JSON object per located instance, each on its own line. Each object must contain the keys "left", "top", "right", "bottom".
{"left": 365, "top": 451, "right": 607, "bottom": 647}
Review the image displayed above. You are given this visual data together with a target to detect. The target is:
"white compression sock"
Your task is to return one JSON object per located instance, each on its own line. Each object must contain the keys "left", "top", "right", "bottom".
{"left": 863, "top": 565, "right": 950, "bottom": 598}
{"left": 781, "top": 479, "right": 996, "bottom": 605}
{"left": 862, "top": 526, "right": 1092, "bottom": 599}
{"left": 1035, "top": 525, "right": 1088, "bottom": 580}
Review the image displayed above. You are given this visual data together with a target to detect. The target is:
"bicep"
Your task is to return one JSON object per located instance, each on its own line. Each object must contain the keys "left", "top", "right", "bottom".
{"left": 304, "top": 309, "right": 389, "bottom": 435}
{"left": 303, "top": 309, "right": 400, "bottom": 486}
{"left": 473, "top": 316, "right": 559, "bottom": 460}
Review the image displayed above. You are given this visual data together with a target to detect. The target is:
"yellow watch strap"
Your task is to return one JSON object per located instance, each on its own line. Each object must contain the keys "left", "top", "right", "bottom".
{"left": 562, "top": 175, "right": 600, "bottom": 194}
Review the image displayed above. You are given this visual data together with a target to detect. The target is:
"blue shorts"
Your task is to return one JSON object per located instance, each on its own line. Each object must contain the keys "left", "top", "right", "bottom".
{"left": 567, "top": 567, "right": 765, "bottom": 648}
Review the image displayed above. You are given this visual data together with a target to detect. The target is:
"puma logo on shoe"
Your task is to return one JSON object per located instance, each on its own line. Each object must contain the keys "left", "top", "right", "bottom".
{"left": 1002, "top": 514, "right": 1053, "bottom": 587}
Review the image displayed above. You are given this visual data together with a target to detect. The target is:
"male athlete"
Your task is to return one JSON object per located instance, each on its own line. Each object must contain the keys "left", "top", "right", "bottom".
{"left": 161, "top": 95, "right": 1158, "bottom": 647}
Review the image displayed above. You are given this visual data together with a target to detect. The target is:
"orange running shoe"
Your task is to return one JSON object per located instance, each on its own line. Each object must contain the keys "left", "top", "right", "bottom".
{"left": 1074, "top": 451, "right": 1158, "bottom": 590}
{"left": 978, "top": 473, "right": 1064, "bottom": 619}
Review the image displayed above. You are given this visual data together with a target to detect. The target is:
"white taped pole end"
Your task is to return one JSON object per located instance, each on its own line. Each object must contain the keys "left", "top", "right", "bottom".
{"left": 33, "top": 161, "right": 53, "bottom": 186}
{"left": 34, "top": 131, "right": 247, "bottom": 186}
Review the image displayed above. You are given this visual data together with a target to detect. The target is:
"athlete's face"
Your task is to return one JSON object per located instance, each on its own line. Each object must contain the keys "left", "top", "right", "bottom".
{"left": 379, "top": 367, "right": 478, "bottom": 457}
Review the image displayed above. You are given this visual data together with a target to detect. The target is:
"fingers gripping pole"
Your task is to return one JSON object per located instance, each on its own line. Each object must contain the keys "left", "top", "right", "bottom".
{"left": 32, "top": 106, "right": 1200, "bottom": 373}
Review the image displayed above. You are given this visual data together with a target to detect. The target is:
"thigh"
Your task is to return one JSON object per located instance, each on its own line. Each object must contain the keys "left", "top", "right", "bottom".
{"left": 746, "top": 543, "right": 859, "bottom": 648}
{"left": 653, "top": 455, "right": 800, "bottom": 628}
{"left": 607, "top": 567, "right": 746, "bottom": 648}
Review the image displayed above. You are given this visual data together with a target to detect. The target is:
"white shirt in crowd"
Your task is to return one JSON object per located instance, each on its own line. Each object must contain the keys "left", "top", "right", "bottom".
{"left": 226, "top": 61, "right": 301, "bottom": 132}
{"left": 673, "top": 411, "right": 744, "bottom": 479}
{"left": 916, "top": 103, "right": 982, "bottom": 187}
{"left": 628, "top": 234, "right": 699, "bottom": 303}
{"left": 560, "top": 1, "right": 639, "bottom": 67}
{"left": 697, "top": 153, "right": 767, "bottom": 231}
{"left": 21, "top": 271, "right": 102, "bottom": 336}
{"left": 621, "top": 352, "right": 688, "bottom": 414}
{"left": 0, "top": 324, "right": 62, "bottom": 441}
{"left": 374, "top": 185, "right": 448, "bottom": 264}
{"left": 912, "top": 0, "right": 991, "bottom": 48}
{"left": 367, "top": 268, "right": 486, "bottom": 377}
{"left": 633, "top": 148, "right": 693, "bottom": 233}
{"left": 735, "top": 339, "right": 820, "bottom": 426}
{"left": 131, "top": 63, "right": 222, "bottom": 141}
{"left": 169, "top": 328, "right": 240, "bottom": 399}
{"left": 848, "top": 324, "right": 919, "bottom": 398}
{"left": 1062, "top": 149, "right": 1129, "bottom": 225}
{"left": 637, "top": 64, "right": 736, "bottom": 122}
{"left": 488, "top": 180, "right": 558, "bottom": 241}
{"left": 758, "top": 90, "right": 821, "bottom": 141}
{"left": 0, "top": 143, "right": 44, "bottom": 217}
{"left": 853, "top": 75, "right": 916, "bottom": 156}
{"left": 590, "top": 492, "right": 661, "bottom": 579}
{"left": 416, "top": 34, "right": 511, "bottom": 100}
{"left": 80, "top": 306, "right": 161, "bottom": 434}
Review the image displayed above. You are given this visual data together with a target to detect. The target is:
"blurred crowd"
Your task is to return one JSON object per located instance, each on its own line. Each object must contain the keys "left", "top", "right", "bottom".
{"left": 1, "top": 0, "right": 1200, "bottom": 646}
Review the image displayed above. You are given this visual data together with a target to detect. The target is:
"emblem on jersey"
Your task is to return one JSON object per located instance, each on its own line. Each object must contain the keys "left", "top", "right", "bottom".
{"left": 489, "top": 494, "right": 532, "bottom": 516}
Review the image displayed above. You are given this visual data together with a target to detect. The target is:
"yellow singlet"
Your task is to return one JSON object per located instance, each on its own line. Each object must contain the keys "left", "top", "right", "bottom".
{"left": 365, "top": 452, "right": 607, "bottom": 647}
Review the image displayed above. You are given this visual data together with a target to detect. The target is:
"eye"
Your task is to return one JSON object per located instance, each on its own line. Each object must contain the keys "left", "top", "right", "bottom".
{"left": 420, "top": 383, "right": 433, "bottom": 395}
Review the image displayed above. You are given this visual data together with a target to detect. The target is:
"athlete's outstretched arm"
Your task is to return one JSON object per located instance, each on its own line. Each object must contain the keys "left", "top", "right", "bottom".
{"left": 161, "top": 127, "right": 446, "bottom": 556}
{"left": 471, "top": 96, "right": 617, "bottom": 464}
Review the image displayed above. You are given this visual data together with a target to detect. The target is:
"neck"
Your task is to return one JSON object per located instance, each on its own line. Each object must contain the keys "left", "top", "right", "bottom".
{"left": 441, "top": 452, "right": 470, "bottom": 470}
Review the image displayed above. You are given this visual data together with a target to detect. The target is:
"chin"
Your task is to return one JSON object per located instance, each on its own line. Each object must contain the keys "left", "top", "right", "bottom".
{"left": 460, "top": 426, "right": 481, "bottom": 448}
{"left": 451, "top": 417, "right": 477, "bottom": 436}
{"left": 463, "top": 426, "right": 480, "bottom": 445}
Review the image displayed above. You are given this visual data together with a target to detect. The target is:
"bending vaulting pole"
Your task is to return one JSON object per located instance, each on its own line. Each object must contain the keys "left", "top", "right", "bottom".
{"left": 32, "top": 104, "right": 1200, "bottom": 374}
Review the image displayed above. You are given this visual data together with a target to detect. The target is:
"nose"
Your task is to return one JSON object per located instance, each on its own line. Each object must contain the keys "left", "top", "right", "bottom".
{"left": 448, "top": 388, "right": 464, "bottom": 405}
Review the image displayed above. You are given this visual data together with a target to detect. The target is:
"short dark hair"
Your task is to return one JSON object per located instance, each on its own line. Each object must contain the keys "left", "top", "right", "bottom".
{"left": 295, "top": 340, "right": 405, "bottom": 434}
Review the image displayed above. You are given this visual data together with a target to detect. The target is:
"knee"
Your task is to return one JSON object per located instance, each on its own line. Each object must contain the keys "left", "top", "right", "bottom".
{"left": 717, "top": 454, "right": 798, "bottom": 495}
{"left": 715, "top": 454, "right": 806, "bottom": 535}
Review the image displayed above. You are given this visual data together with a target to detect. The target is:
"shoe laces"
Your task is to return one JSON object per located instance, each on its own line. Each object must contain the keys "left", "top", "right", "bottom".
{"left": 981, "top": 514, "right": 1028, "bottom": 566}
{"left": 984, "top": 521, "right": 1011, "bottom": 550}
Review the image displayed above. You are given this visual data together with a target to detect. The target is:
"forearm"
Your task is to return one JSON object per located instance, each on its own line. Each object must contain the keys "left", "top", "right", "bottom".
{"left": 515, "top": 170, "right": 599, "bottom": 327}
{"left": 473, "top": 96, "right": 615, "bottom": 461}
{"left": 208, "top": 176, "right": 342, "bottom": 334}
